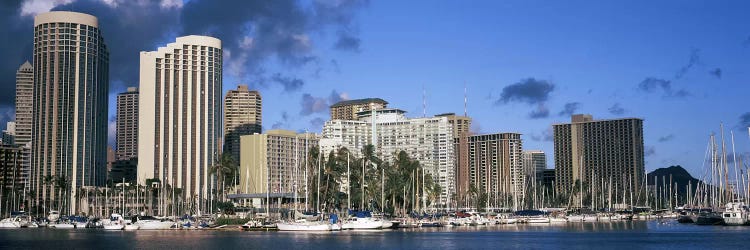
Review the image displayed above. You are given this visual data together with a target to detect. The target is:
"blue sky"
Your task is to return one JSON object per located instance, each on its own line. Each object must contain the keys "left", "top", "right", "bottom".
{"left": 263, "top": 0, "right": 750, "bottom": 177}
{"left": 1, "top": 0, "right": 749, "bottom": 178}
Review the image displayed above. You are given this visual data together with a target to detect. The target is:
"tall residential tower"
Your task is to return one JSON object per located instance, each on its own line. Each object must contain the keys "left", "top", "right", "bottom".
{"left": 553, "top": 114, "right": 644, "bottom": 207}
{"left": 31, "top": 11, "right": 109, "bottom": 214}
{"left": 138, "top": 35, "right": 222, "bottom": 204}
{"left": 116, "top": 87, "right": 138, "bottom": 161}
{"left": 223, "top": 85, "right": 261, "bottom": 163}
{"left": 15, "top": 61, "right": 33, "bottom": 147}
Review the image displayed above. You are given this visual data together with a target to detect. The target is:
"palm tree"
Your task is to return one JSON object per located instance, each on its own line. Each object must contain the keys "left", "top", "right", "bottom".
{"left": 211, "top": 154, "right": 237, "bottom": 202}
{"left": 55, "top": 175, "right": 68, "bottom": 214}
{"left": 42, "top": 175, "right": 55, "bottom": 212}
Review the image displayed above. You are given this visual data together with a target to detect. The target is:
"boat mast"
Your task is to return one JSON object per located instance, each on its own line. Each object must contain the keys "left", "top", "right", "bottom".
{"left": 731, "top": 131, "right": 739, "bottom": 202}
{"left": 347, "top": 152, "right": 351, "bottom": 210}
{"left": 305, "top": 133, "right": 309, "bottom": 212}
{"left": 317, "top": 149, "right": 321, "bottom": 213}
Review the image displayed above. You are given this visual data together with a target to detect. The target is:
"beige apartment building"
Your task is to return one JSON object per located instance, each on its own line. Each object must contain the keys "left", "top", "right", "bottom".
{"left": 31, "top": 11, "right": 109, "bottom": 214}
{"left": 14, "top": 61, "right": 33, "bottom": 147}
{"left": 553, "top": 114, "right": 644, "bottom": 206}
{"left": 223, "top": 85, "right": 262, "bottom": 163}
{"left": 237, "top": 130, "right": 318, "bottom": 205}
{"left": 455, "top": 133, "right": 524, "bottom": 210}
{"left": 138, "top": 35, "right": 222, "bottom": 203}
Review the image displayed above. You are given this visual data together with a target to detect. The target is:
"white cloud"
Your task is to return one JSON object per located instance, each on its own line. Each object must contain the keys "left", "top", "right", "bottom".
{"left": 160, "top": 0, "right": 182, "bottom": 9}
{"left": 20, "top": 0, "right": 74, "bottom": 17}
{"left": 108, "top": 120, "right": 116, "bottom": 147}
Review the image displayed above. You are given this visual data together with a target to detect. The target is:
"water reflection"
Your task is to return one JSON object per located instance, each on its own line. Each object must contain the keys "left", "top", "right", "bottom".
{"left": 3, "top": 221, "right": 750, "bottom": 250}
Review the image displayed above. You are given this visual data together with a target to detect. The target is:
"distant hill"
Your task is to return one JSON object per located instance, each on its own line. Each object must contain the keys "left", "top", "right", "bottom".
{"left": 646, "top": 165, "right": 702, "bottom": 196}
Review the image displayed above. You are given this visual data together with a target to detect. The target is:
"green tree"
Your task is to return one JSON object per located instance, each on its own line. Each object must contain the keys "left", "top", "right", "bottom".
{"left": 211, "top": 154, "right": 237, "bottom": 202}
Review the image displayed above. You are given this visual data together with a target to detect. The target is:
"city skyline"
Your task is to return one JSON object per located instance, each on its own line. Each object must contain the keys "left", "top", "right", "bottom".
{"left": 0, "top": 1, "right": 748, "bottom": 179}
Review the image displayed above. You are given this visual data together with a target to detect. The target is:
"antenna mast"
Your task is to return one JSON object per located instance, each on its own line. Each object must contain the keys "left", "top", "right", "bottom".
{"left": 422, "top": 85, "right": 426, "bottom": 118}
{"left": 464, "top": 82, "right": 468, "bottom": 117}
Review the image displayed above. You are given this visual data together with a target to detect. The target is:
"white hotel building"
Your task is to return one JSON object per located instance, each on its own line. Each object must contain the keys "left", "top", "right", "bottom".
{"left": 138, "top": 35, "right": 222, "bottom": 202}
{"left": 319, "top": 109, "right": 455, "bottom": 206}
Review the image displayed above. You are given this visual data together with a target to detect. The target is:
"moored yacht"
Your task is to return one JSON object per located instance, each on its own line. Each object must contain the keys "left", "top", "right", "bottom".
{"left": 277, "top": 220, "right": 334, "bottom": 231}
{"left": 722, "top": 202, "right": 749, "bottom": 226}
{"left": 0, "top": 217, "right": 22, "bottom": 228}
{"left": 134, "top": 216, "right": 175, "bottom": 230}
{"left": 103, "top": 213, "right": 126, "bottom": 230}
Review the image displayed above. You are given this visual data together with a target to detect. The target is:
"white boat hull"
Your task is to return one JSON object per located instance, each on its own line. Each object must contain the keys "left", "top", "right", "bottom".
{"left": 137, "top": 221, "right": 174, "bottom": 230}
{"left": 52, "top": 223, "right": 75, "bottom": 229}
{"left": 550, "top": 218, "right": 568, "bottom": 223}
{"left": 104, "top": 224, "right": 124, "bottom": 230}
{"left": 277, "top": 222, "right": 332, "bottom": 231}
{"left": 526, "top": 217, "right": 550, "bottom": 223}
{"left": 0, "top": 222, "right": 21, "bottom": 228}
{"left": 342, "top": 219, "right": 383, "bottom": 230}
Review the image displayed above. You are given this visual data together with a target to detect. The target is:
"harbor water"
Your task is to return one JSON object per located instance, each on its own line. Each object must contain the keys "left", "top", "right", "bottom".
{"left": 1, "top": 221, "right": 748, "bottom": 249}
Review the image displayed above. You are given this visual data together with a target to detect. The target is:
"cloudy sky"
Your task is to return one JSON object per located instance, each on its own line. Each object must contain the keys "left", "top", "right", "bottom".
{"left": 1, "top": 0, "right": 749, "bottom": 177}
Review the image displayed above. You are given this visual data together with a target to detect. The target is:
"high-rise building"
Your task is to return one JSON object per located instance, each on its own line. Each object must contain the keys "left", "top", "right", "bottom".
{"left": 223, "top": 85, "right": 261, "bottom": 163}
{"left": 553, "top": 114, "right": 644, "bottom": 207}
{"left": 138, "top": 35, "right": 222, "bottom": 203}
{"left": 522, "top": 150, "right": 546, "bottom": 181}
{"left": 0, "top": 145, "right": 31, "bottom": 190}
{"left": 15, "top": 61, "right": 33, "bottom": 147}
{"left": 319, "top": 108, "right": 455, "bottom": 205}
{"left": 454, "top": 133, "right": 524, "bottom": 210}
{"left": 435, "top": 113, "right": 471, "bottom": 139}
{"left": 116, "top": 87, "right": 138, "bottom": 161}
{"left": 1, "top": 122, "right": 15, "bottom": 145}
{"left": 31, "top": 11, "right": 109, "bottom": 214}
{"left": 237, "top": 130, "right": 318, "bottom": 203}
{"left": 330, "top": 98, "right": 388, "bottom": 121}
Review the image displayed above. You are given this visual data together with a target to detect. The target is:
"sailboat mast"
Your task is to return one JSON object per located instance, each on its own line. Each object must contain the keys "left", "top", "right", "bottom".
{"left": 347, "top": 152, "right": 351, "bottom": 210}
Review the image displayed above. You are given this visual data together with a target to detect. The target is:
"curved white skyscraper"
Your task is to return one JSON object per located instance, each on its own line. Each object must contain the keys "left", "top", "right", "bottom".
{"left": 138, "top": 35, "right": 222, "bottom": 207}
{"left": 31, "top": 11, "right": 109, "bottom": 215}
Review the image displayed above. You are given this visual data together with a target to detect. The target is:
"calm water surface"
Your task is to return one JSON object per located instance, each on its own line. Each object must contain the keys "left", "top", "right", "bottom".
{"left": 1, "top": 221, "right": 747, "bottom": 249}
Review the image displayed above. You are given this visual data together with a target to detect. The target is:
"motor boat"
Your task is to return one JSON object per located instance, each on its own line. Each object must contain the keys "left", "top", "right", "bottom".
{"left": 70, "top": 216, "right": 89, "bottom": 229}
{"left": 0, "top": 217, "right": 22, "bottom": 228}
{"left": 50, "top": 217, "right": 76, "bottom": 229}
{"left": 103, "top": 214, "right": 126, "bottom": 230}
{"left": 722, "top": 202, "right": 749, "bottom": 226}
{"left": 342, "top": 211, "right": 383, "bottom": 230}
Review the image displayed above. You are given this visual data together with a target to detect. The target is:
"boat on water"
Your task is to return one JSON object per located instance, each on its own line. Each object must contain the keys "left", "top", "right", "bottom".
{"left": 526, "top": 217, "right": 551, "bottom": 223}
{"left": 124, "top": 222, "right": 140, "bottom": 230}
{"left": 0, "top": 217, "right": 22, "bottom": 228}
{"left": 342, "top": 217, "right": 383, "bottom": 230}
{"left": 567, "top": 214, "right": 597, "bottom": 222}
{"left": 50, "top": 217, "right": 76, "bottom": 229}
{"left": 418, "top": 220, "right": 442, "bottom": 227}
{"left": 694, "top": 212, "right": 724, "bottom": 225}
{"left": 134, "top": 216, "right": 175, "bottom": 230}
{"left": 277, "top": 220, "right": 335, "bottom": 231}
{"left": 103, "top": 214, "right": 126, "bottom": 230}
{"left": 341, "top": 211, "right": 383, "bottom": 230}
{"left": 515, "top": 210, "right": 550, "bottom": 224}
{"left": 550, "top": 217, "right": 568, "bottom": 223}
{"left": 722, "top": 202, "right": 749, "bottom": 226}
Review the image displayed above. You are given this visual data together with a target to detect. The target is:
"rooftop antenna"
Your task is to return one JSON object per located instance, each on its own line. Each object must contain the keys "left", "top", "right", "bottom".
{"left": 422, "top": 85, "right": 426, "bottom": 118}
{"left": 464, "top": 82, "right": 468, "bottom": 117}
